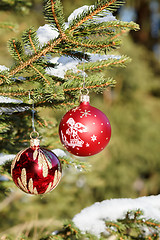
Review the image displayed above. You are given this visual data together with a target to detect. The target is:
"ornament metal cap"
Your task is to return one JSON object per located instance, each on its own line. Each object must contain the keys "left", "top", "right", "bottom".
{"left": 30, "top": 131, "right": 40, "bottom": 147}
{"left": 80, "top": 94, "right": 90, "bottom": 103}
{"left": 30, "top": 138, "right": 40, "bottom": 147}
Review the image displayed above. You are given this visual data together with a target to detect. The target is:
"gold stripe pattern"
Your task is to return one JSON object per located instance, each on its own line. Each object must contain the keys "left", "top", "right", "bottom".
{"left": 28, "top": 178, "right": 34, "bottom": 193}
{"left": 53, "top": 170, "right": 62, "bottom": 187}
{"left": 21, "top": 168, "right": 27, "bottom": 188}
{"left": 11, "top": 148, "right": 27, "bottom": 175}
{"left": 17, "top": 177, "right": 28, "bottom": 193}
{"left": 42, "top": 149, "right": 53, "bottom": 167}
{"left": 33, "top": 187, "right": 38, "bottom": 195}
{"left": 28, "top": 178, "right": 38, "bottom": 195}
{"left": 33, "top": 149, "right": 38, "bottom": 160}
{"left": 17, "top": 168, "right": 29, "bottom": 193}
{"left": 44, "top": 182, "right": 52, "bottom": 194}
{"left": 38, "top": 151, "right": 49, "bottom": 177}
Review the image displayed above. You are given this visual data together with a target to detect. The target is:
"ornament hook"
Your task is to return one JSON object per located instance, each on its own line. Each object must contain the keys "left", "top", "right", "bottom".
{"left": 80, "top": 87, "right": 89, "bottom": 96}
{"left": 30, "top": 131, "right": 39, "bottom": 139}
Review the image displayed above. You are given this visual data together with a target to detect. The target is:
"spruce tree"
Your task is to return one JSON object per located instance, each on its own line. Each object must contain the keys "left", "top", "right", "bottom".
{"left": 0, "top": 0, "right": 139, "bottom": 145}
{"left": 1, "top": 0, "right": 159, "bottom": 239}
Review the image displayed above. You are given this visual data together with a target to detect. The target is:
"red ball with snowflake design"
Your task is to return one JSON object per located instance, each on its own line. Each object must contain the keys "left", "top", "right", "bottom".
{"left": 11, "top": 137, "right": 62, "bottom": 195}
{"left": 59, "top": 95, "right": 111, "bottom": 156}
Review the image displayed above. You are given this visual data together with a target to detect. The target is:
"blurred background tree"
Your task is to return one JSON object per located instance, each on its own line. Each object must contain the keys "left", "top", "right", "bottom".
{"left": 0, "top": 0, "right": 160, "bottom": 239}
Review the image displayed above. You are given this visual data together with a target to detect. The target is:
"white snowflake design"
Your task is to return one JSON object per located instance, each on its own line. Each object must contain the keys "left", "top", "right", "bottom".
{"left": 91, "top": 135, "right": 97, "bottom": 142}
{"left": 80, "top": 110, "right": 91, "bottom": 118}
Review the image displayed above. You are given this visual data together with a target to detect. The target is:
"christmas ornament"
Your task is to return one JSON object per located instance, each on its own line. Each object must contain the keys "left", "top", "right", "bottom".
{"left": 11, "top": 133, "right": 62, "bottom": 195}
{"left": 59, "top": 94, "right": 111, "bottom": 156}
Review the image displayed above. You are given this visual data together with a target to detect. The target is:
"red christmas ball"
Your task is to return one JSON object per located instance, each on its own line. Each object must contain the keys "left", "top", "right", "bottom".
{"left": 59, "top": 95, "right": 111, "bottom": 156}
{"left": 11, "top": 138, "right": 62, "bottom": 195}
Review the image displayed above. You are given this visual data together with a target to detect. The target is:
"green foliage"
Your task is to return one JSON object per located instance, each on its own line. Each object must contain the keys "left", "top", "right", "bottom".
{"left": 105, "top": 210, "right": 160, "bottom": 239}
{"left": 0, "top": 0, "right": 32, "bottom": 14}
{"left": 0, "top": 22, "right": 17, "bottom": 32}
{"left": 0, "top": 0, "right": 139, "bottom": 145}
{"left": 39, "top": 210, "right": 160, "bottom": 240}
{"left": 8, "top": 38, "right": 24, "bottom": 61}
{"left": 43, "top": 0, "right": 66, "bottom": 32}
{"left": 0, "top": 0, "right": 32, "bottom": 33}
{"left": 22, "top": 27, "right": 40, "bottom": 54}
{"left": 68, "top": 0, "right": 125, "bottom": 28}
{"left": 1, "top": 0, "right": 159, "bottom": 240}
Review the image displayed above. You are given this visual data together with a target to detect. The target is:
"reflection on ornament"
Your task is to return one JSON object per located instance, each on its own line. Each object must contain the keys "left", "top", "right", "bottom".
{"left": 11, "top": 136, "right": 62, "bottom": 195}
{"left": 59, "top": 95, "right": 111, "bottom": 156}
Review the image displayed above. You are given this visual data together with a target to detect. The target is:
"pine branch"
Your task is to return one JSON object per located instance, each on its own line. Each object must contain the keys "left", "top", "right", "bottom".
{"left": 0, "top": 0, "right": 140, "bottom": 182}
{"left": 77, "top": 56, "right": 131, "bottom": 72}
{"left": 43, "top": 0, "right": 65, "bottom": 35}
{"left": 43, "top": 220, "right": 98, "bottom": 240}
{"left": 0, "top": 2, "right": 139, "bottom": 95}
{"left": 43, "top": 210, "right": 160, "bottom": 239}
{"left": 68, "top": 0, "right": 125, "bottom": 33}
{"left": 64, "top": 81, "right": 115, "bottom": 92}
{"left": 105, "top": 210, "right": 160, "bottom": 239}
{"left": 30, "top": 64, "right": 51, "bottom": 85}
{"left": 8, "top": 39, "right": 24, "bottom": 62}
{"left": 0, "top": 37, "right": 62, "bottom": 85}
{"left": 22, "top": 27, "right": 40, "bottom": 54}
{"left": 72, "top": 20, "right": 139, "bottom": 37}
{"left": 65, "top": 36, "right": 120, "bottom": 54}
{"left": 0, "top": 22, "right": 17, "bottom": 31}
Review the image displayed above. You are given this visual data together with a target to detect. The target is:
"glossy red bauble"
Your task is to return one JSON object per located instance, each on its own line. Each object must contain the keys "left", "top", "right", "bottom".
{"left": 59, "top": 95, "right": 111, "bottom": 156}
{"left": 11, "top": 138, "right": 62, "bottom": 195}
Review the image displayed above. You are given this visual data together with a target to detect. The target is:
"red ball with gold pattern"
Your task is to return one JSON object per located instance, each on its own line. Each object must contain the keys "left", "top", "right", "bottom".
{"left": 59, "top": 95, "right": 111, "bottom": 156}
{"left": 11, "top": 137, "right": 62, "bottom": 195}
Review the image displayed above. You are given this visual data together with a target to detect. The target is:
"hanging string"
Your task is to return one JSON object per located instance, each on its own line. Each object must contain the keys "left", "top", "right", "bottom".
{"left": 32, "top": 101, "right": 36, "bottom": 132}
{"left": 83, "top": 49, "right": 86, "bottom": 89}
{"left": 80, "top": 49, "right": 89, "bottom": 96}
{"left": 29, "top": 91, "right": 36, "bottom": 133}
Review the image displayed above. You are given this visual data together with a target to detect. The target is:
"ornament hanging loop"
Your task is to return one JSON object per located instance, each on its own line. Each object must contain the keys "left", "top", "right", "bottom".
{"left": 30, "top": 131, "right": 39, "bottom": 139}
{"left": 80, "top": 87, "right": 89, "bottom": 96}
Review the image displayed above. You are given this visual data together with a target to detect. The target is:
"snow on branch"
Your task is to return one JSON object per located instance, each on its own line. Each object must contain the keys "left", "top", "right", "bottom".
{"left": 73, "top": 195, "right": 160, "bottom": 237}
{"left": 37, "top": 4, "right": 117, "bottom": 45}
{"left": 35, "top": 5, "right": 122, "bottom": 79}
{"left": 68, "top": 5, "right": 117, "bottom": 25}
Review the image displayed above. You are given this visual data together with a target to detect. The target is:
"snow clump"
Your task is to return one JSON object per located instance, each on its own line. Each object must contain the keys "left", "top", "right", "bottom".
{"left": 73, "top": 195, "right": 160, "bottom": 238}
